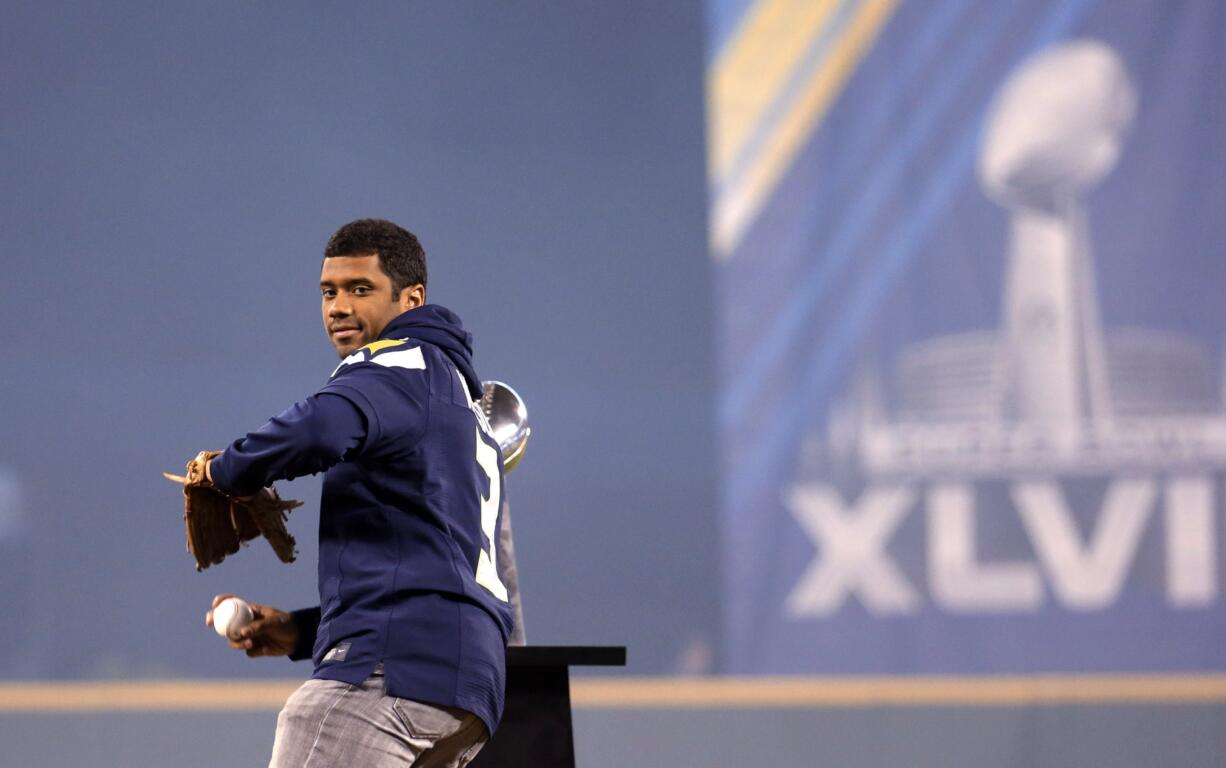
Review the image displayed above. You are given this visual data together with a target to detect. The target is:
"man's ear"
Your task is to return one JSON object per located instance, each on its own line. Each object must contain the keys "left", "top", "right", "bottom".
{"left": 398, "top": 284, "right": 426, "bottom": 311}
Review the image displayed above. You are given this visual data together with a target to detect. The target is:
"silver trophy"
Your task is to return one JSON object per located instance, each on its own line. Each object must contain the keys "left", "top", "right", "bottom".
{"left": 479, "top": 380, "right": 530, "bottom": 643}
{"left": 480, "top": 380, "right": 531, "bottom": 473}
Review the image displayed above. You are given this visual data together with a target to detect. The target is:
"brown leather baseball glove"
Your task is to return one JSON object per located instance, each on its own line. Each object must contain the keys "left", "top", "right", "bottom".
{"left": 163, "top": 450, "right": 301, "bottom": 571}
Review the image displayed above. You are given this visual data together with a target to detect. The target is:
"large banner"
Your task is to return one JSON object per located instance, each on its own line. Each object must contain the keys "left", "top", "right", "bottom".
{"left": 710, "top": 0, "right": 1226, "bottom": 673}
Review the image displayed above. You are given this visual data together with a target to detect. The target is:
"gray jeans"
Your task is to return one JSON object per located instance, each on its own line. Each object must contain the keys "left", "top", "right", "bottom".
{"left": 268, "top": 676, "right": 488, "bottom": 768}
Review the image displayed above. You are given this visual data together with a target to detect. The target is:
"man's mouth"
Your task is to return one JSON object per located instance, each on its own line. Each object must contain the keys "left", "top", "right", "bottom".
{"left": 331, "top": 327, "right": 360, "bottom": 341}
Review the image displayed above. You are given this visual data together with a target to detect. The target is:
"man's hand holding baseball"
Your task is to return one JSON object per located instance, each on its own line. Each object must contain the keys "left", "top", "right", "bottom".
{"left": 206, "top": 594, "right": 299, "bottom": 658}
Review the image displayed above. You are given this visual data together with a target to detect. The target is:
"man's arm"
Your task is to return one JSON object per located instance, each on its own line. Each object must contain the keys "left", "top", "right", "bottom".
{"left": 208, "top": 392, "right": 367, "bottom": 497}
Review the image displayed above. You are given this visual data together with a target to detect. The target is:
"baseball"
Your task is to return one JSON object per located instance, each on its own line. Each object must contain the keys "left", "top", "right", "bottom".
{"left": 212, "top": 597, "right": 255, "bottom": 640}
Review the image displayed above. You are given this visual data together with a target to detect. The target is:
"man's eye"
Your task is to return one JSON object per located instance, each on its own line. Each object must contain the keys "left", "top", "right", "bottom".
{"left": 353, "top": 286, "right": 371, "bottom": 295}
{"left": 322, "top": 290, "right": 336, "bottom": 299}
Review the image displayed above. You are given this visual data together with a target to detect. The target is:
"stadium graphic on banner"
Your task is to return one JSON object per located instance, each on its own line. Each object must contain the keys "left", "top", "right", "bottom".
{"left": 787, "top": 41, "right": 1226, "bottom": 620}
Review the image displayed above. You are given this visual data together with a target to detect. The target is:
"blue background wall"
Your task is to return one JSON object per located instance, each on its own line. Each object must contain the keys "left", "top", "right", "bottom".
{"left": 0, "top": 0, "right": 718, "bottom": 681}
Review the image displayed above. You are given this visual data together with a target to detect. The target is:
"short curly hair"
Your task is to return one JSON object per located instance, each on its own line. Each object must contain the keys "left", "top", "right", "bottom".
{"left": 324, "top": 218, "right": 427, "bottom": 296}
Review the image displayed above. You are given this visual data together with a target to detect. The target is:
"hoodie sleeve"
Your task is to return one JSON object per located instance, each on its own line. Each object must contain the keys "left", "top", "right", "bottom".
{"left": 318, "top": 349, "right": 431, "bottom": 456}
{"left": 209, "top": 392, "right": 368, "bottom": 497}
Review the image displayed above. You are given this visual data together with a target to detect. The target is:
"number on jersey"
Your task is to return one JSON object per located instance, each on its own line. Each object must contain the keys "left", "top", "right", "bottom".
{"left": 474, "top": 427, "right": 509, "bottom": 601}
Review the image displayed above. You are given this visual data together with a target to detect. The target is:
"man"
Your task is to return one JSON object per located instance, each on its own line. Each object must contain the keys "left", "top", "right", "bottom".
{"left": 203, "top": 218, "right": 513, "bottom": 767}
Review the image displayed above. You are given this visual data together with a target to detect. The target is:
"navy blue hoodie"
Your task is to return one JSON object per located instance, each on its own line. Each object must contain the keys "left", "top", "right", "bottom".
{"left": 211, "top": 305, "right": 514, "bottom": 734}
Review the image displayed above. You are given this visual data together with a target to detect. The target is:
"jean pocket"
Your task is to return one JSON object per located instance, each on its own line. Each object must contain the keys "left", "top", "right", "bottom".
{"left": 291, "top": 678, "right": 354, "bottom": 703}
{"left": 457, "top": 733, "right": 489, "bottom": 767}
{"left": 390, "top": 697, "right": 466, "bottom": 741}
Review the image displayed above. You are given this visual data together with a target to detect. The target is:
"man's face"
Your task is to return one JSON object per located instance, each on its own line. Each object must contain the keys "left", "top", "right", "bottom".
{"left": 320, "top": 254, "right": 421, "bottom": 358}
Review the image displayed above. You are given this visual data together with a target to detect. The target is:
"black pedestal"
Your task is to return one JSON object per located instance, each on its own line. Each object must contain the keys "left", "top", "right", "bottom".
{"left": 470, "top": 646, "right": 626, "bottom": 768}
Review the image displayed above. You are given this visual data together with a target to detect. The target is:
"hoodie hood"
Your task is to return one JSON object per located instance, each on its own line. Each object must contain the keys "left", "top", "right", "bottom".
{"left": 377, "top": 304, "right": 483, "bottom": 400}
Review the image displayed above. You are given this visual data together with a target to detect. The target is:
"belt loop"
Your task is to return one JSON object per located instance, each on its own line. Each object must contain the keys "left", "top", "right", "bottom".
{"left": 373, "top": 661, "right": 385, "bottom": 676}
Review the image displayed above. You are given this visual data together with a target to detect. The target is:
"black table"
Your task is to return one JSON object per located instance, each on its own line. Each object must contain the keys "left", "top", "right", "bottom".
{"left": 470, "top": 645, "right": 627, "bottom": 767}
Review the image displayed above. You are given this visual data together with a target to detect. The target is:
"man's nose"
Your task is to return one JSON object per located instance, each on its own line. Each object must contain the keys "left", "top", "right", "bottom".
{"left": 329, "top": 296, "right": 353, "bottom": 317}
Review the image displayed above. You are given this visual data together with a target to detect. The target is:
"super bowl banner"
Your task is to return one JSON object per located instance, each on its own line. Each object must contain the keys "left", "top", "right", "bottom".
{"left": 710, "top": 0, "right": 1226, "bottom": 673}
